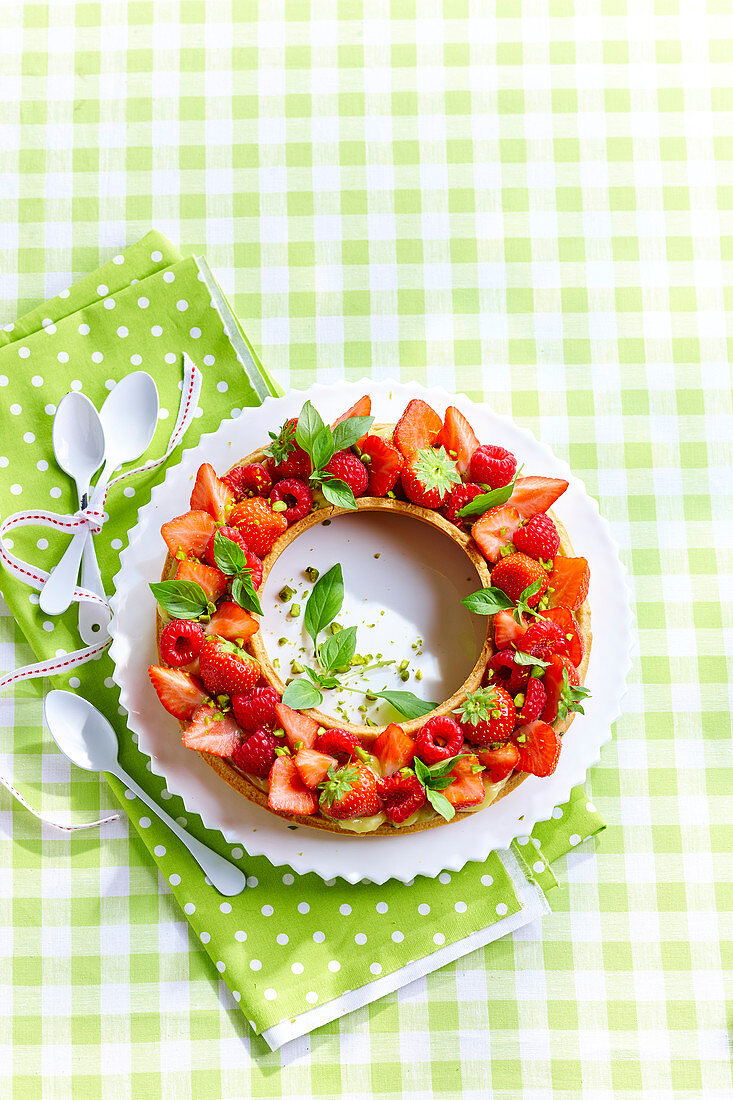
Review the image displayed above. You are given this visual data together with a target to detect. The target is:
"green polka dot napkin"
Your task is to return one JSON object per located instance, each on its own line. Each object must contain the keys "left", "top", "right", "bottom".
{"left": 0, "top": 232, "right": 605, "bottom": 1048}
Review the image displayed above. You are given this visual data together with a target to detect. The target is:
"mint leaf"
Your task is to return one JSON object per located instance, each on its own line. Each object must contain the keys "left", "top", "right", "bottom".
{"left": 295, "top": 400, "right": 325, "bottom": 457}
{"left": 213, "top": 530, "right": 248, "bottom": 576}
{"left": 332, "top": 415, "right": 374, "bottom": 452}
{"left": 282, "top": 677, "right": 323, "bottom": 710}
{"left": 231, "top": 572, "right": 263, "bottom": 616}
{"left": 461, "top": 587, "right": 515, "bottom": 615}
{"left": 318, "top": 625, "right": 357, "bottom": 672}
{"left": 150, "top": 580, "right": 209, "bottom": 619}
{"left": 303, "top": 563, "right": 344, "bottom": 646}
{"left": 321, "top": 478, "right": 357, "bottom": 510}
{"left": 373, "top": 690, "right": 437, "bottom": 719}
{"left": 424, "top": 787, "right": 455, "bottom": 822}
{"left": 457, "top": 476, "right": 517, "bottom": 519}
{"left": 512, "top": 649, "right": 549, "bottom": 668}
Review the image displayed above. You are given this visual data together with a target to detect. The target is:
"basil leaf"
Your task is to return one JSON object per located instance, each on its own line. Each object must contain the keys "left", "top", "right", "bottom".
{"left": 310, "top": 425, "right": 336, "bottom": 472}
{"left": 424, "top": 787, "right": 455, "bottom": 822}
{"left": 213, "top": 530, "right": 248, "bottom": 576}
{"left": 149, "top": 580, "right": 209, "bottom": 619}
{"left": 518, "top": 579, "right": 542, "bottom": 603}
{"left": 318, "top": 625, "right": 357, "bottom": 672}
{"left": 302, "top": 665, "right": 341, "bottom": 689}
{"left": 282, "top": 677, "right": 324, "bottom": 711}
{"left": 231, "top": 572, "right": 263, "bottom": 616}
{"left": 373, "top": 690, "right": 437, "bottom": 719}
{"left": 332, "top": 415, "right": 374, "bottom": 452}
{"left": 413, "top": 757, "right": 430, "bottom": 784}
{"left": 461, "top": 587, "right": 515, "bottom": 615}
{"left": 424, "top": 775, "right": 456, "bottom": 791}
{"left": 457, "top": 476, "right": 517, "bottom": 519}
{"left": 295, "top": 400, "right": 325, "bottom": 458}
{"left": 303, "top": 563, "right": 344, "bottom": 646}
{"left": 424, "top": 753, "right": 468, "bottom": 780}
{"left": 512, "top": 649, "right": 549, "bottom": 668}
{"left": 321, "top": 478, "right": 357, "bottom": 510}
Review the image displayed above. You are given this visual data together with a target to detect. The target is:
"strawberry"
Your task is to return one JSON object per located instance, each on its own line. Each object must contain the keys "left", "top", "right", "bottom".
{"left": 513, "top": 719, "right": 561, "bottom": 777}
{"left": 160, "top": 619, "right": 206, "bottom": 667}
{"left": 275, "top": 702, "right": 320, "bottom": 751}
{"left": 318, "top": 763, "right": 381, "bottom": 820}
{"left": 518, "top": 677, "right": 546, "bottom": 723}
{"left": 377, "top": 773, "right": 426, "bottom": 823}
{"left": 232, "top": 685, "right": 280, "bottom": 732}
{"left": 471, "top": 504, "right": 522, "bottom": 564}
{"left": 198, "top": 637, "right": 261, "bottom": 697}
{"left": 400, "top": 447, "right": 461, "bottom": 508}
{"left": 316, "top": 727, "right": 367, "bottom": 762}
{"left": 358, "top": 434, "right": 403, "bottom": 496}
{"left": 174, "top": 559, "right": 227, "bottom": 603}
{"left": 540, "top": 605, "right": 584, "bottom": 667}
{"left": 230, "top": 726, "right": 278, "bottom": 778}
{"left": 476, "top": 742, "right": 520, "bottom": 783}
{"left": 267, "top": 755, "right": 318, "bottom": 816}
{"left": 203, "top": 525, "right": 248, "bottom": 568}
{"left": 454, "top": 685, "right": 516, "bottom": 747}
{"left": 491, "top": 552, "right": 548, "bottom": 606}
{"left": 517, "top": 618, "right": 567, "bottom": 662}
{"left": 190, "top": 462, "right": 234, "bottom": 521}
{"left": 161, "top": 510, "right": 215, "bottom": 560}
{"left": 443, "top": 754, "right": 485, "bottom": 809}
{"left": 333, "top": 394, "right": 371, "bottom": 426}
{"left": 265, "top": 418, "right": 312, "bottom": 481}
{"left": 493, "top": 609, "right": 527, "bottom": 650}
{"left": 414, "top": 716, "right": 463, "bottom": 765}
{"left": 229, "top": 497, "right": 288, "bottom": 557}
{"left": 393, "top": 399, "right": 442, "bottom": 457}
{"left": 222, "top": 462, "right": 272, "bottom": 498}
{"left": 324, "top": 451, "right": 369, "bottom": 497}
{"left": 293, "top": 747, "right": 338, "bottom": 788}
{"left": 541, "top": 654, "right": 589, "bottom": 724}
{"left": 508, "top": 476, "right": 568, "bottom": 520}
{"left": 469, "top": 444, "right": 517, "bottom": 490}
{"left": 181, "top": 705, "right": 242, "bottom": 757}
{"left": 204, "top": 602, "right": 259, "bottom": 644}
{"left": 443, "top": 483, "right": 484, "bottom": 529}
{"left": 436, "top": 406, "right": 480, "bottom": 476}
{"left": 268, "top": 477, "right": 313, "bottom": 524}
{"left": 148, "top": 665, "right": 208, "bottom": 720}
{"left": 548, "top": 556, "right": 590, "bottom": 612}
{"left": 372, "top": 723, "right": 415, "bottom": 777}
{"left": 513, "top": 513, "right": 560, "bottom": 560}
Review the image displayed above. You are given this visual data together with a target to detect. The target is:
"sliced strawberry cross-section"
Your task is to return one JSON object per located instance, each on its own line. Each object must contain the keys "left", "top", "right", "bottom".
{"left": 204, "top": 601, "right": 259, "bottom": 645}
{"left": 393, "top": 399, "right": 442, "bottom": 457}
{"left": 443, "top": 754, "right": 486, "bottom": 809}
{"left": 508, "top": 476, "right": 568, "bottom": 521}
{"left": 190, "top": 462, "right": 234, "bottom": 522}
{"left": 372, "top": 723, "right": 416, "bottom": 777}
{"left": 293, "top": 747, "right": 338, "bottom": 789}
{"left": 471, "top": 504, "right": 522, "bottom": 564}
{"left": 358, "top": 434, "right": 403, "bottom": 497}
{"left": 267, "top": 755, "right": 319, "bottom": 816}
{"left": 274, "top": 702, "right": 320, "bottom": 751}
{"left": 548, "top": 556, "right": 590, "bottom": 612}
{"left": 174, "top": 558, "right": 227, "bottom": 603}
{"left": 148, "top": 665, "right": 208, "bottom": 720}
{"left": 513, "top": 719, "right": 561, "bottom": 777}
{"left": 161, "top": 510, "right": 215, "bottom": 560}
{"left": 181, "top": 705, "right": 242, "bottom": 757}
{"left": 436, "top": 406, "right": 480, "bottom": 476}
{"left": 333, "top": 394, "right": 371, "bottom": 426}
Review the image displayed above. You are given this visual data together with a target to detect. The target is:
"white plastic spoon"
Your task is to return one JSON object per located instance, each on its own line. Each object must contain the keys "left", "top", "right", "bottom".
{"left": 78, "top": 372, "right": 160, "bottom": 643}
{"left": 39, "top": 394, "right": 106, "bottom": 616}
{"left": 43, "top": 690, "right": 247, "bottom": 896}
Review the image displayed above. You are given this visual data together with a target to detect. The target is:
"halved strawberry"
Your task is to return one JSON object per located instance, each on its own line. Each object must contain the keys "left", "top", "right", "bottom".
{"left": 161, "top": 510, "right": 215, "bottom": 560}
{"left": 493, "top": 609, "right": 527, "bottom": 650}
{"left": 274, "top": 702, "right": 320, "bottom": 751}
{"left": 175, "top": 559, "right": 227, "bottom": 603}
{"left": 181, "top": 705, "right": 242, "bottom": 757}
{"left": 267, "top": 755, "right": 318, "bottom": 815}
{"left": 204, "top": 602, "right": 259, "bottom": 644}
{"left": 436, "top": 406, "right": 480, "bottom": 476}
{"left": 508, "top": 476, "right": 568, "bottom": 520}
{"left": 477, "top": 741, "right": 520, "bottom": 783}
{"left": 513, "top": 719, "right": 561, "bottom": 777}
{"left": 293, "top": 747, "right": 338, "bottom": 788}
{"left": 190, "top": 462, "right": 234, "bottom": 521}
{"left": 541, "top": 654, "right": 588, "bottom": 724}
{"left": 443, "top": 754, "right": 486, "bottom": 809}
{"left": 471, "top": 504, "right": 522, "bottom": 564}
{"left": 540, "top": 605, "right": 583, "bottom": 666}
{"left": 548, "top": 556, "right": 590, "bottom": 612}
{"left": 358, "top": 434, "right": 403, "bottom": 496}
{"left": 392, "top": 399, "right": 442, "bottom": 457}
{"left": 148, "top": 666, "right": 208, "bottom": 720}
{"left": 333, "top": 394, "right": 371, "bottom": 426}
{"left": 372, "top": 723, "right": 415, "bottom": 777}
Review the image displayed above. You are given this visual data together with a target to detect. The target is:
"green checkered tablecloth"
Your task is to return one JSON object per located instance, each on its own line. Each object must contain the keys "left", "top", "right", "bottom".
{"left": 1, "top": 1, "right": 731, "bottom": 1097}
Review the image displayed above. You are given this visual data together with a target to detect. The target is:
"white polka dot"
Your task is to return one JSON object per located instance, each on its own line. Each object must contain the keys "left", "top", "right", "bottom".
{"left": 305, "top": 991, "right": 318, "bottom": 1004}
{"left": 124, "top": 790, "right": 135, "bottom": 800}
{"left": 23, "top": 433, "right": 34, "bottom": 443}
{"left": 0, "top": 457, "right": 8, "bottom": 468}
{"left": 164, "top": 352, "right": 176, "bottom": 364}
{"left": 264, "top": 988, "right": 277, "bottom": 1000}
{"left": 31, "top": 376, "right": 43, "bottom": 387}
{"left": 139, "top": 817, "right": 151, "bottom": 828}
{"left": 2, "top": 323, "right": 12, "bottom": 332}
{"left": 433, "top": 932, "right": 446, "bottom": 945}
{"left": 69, "top": 676, "right": 80, "bottom": 688}
{"left": 42, "top": 621, "right": 54, "bottom": 632}
{"left": 418, "top": 904, "right": 430, "bottom": 916}
{"left": 339, "top": 904, "right": 351, "bottom": 916}
{"left": 234, "top": 930, "right": 246, "bottom": 942}
{"left": 58, "top": 288, "right": 70, "bottom": 298}
{"left": 37, "top": 538, "right": 48, "bottom": 550}
{"left": 184, "top": 903, "right": 196, "bottom": 915}
{"left": 37, "top": 459, "right": 48, "bottom": 471}
{"left": 137, "top": 297, "right": 149, "bottom": 309}
{"left": 9, "top": 404, "right": 21, "bottom": 415}
{"left": 216, "top": 961, "right": 225, "bottom": 973}
{"left": 517, "top": 835, "right": 530, "bottom": 845}
{"left": 298, "top": 902, "right": 310, "bottom": 914}
{"left": 0, "top": 376, "right": 7, "bottom": 386}
{"left": 354, "top": 933, "right": 367, "bottom": 945}
{"left": 163, "top": 270, "right": 175, "bottom": 283}
{"left": 123, "top": 487, "right": 135, "bottom": 498}
{"left": 375, "top": 902, "right": 388, "bottom": 914}
{"left": 3, "top": 539, "right": 12, "bottom": 549}
{"left": 232, "top": 992, "right": 241, "bottom": 1003}
{"left": 103, "top": 298, "right": 115, "bottom": 310}
{"left": 276, "top": 933, "right": 288, "bottom": 945}
{"left": 189, "top": 327, "right": 201, "bottom": 339}
{"left": 91, "top": 352, "right": 103, "bottom": 363}
{"left": 249, "top": 959, "right": 262, "bottom": 971}
{"left": 112, "top": 254, "right": 124, "bottom": 265}
{"left": 104, "top": 380, "right": 115, "bottom": 391}
{"left": 10, "top": 484, "right": 21, "bottom": 496}
{"left": 203, "top": 354, "right": 215, "bottom": 366}
{"left": 552, "top": 806, "right": 563, "bottom": 819}
{"left": 44, "top": 323, "right": 56, "bottom": 335}
{"left": 116, "top": 325, "right": 128, "bottom": 338}
{"left": 151, "top": 250, "right": 163, "bottom": 262}
{"left": 154, "top": 845, "right": 166, "bottom": 857}
{"left": 220, "top": 902, "right": 232, "bottom": 914}
{"left": 130, "top": 354, "right": 142, "bottom": 366}
{"left": 18, "top": 347, "right": 30, "bottom": 359}
{"left": 261, "top": 904, "right": 273, "bottom": 917}
{"left": 78, "top": 323, "right": 90, "bottom": 335}
{"left": 151, "top": 325, "right": 162, "bottom": 337}
{"left": 454, "top": 901, "right": 467, "bottom": 913}
{"left": 230, "top": 848, "right": 243, "bottom": 859}
{"left": 533, "top": 860, "right": 545, "bottom": 874}
{"left": 169, "top": 874, "right": 181, "bottom": 886}
{"left": 328, "top": 960, "right": 340, "bottom": 972}
{"left": 370, "top": 962, "right": 382, "bottom": 975}
{"left": 586, "top": 803, "right": 596, "bottom": 813}
{"left": 312, "top": 931, "right": 325, "bottom": 943}
{"left": 246, "top": 876, "right": 258, "bottom": 888}
{"left": 496, "top": 902, "right": 508, "bottom": 916}
{"left": 158, "top": 408, "right": 169, "bottom": 420}
{"left": 569, "top": 833, "right": 582, "bottom": 846}
{"left": 291, "top": 962, "right": 304, "bottom": 974}
{"left": 198, "top": 930, "right": 210, "bottom": 944}
{"left": 217, "top": 381, "right": 228, "bottom": 393}
{"left": 49, "top": 487, "right": 62, "bottom": 499}
{"left": 439, "top": 872, "right": 451, "bottom": 884}
{"left": 176, "top": 299, "right": 188, "bottom": 311}
{"left": 44, "top": 406, "right": 55, "bottom": 416}
{"left": 194, "top": 407, "right": 204, "bottom": 418}
{"left": 70, "top": 380, "right": 82, "bottom": 391}
{"left": 29, "top": 594, "right": 39, "bottom": 605}
{"left": 391, "top": 931, "right": 404, "bottom": 943}
{"left": 57, "top": 352, "right": 69, "bottom": 364}
{"left": 97, "top": 284, "right": 108, "bottom": 295}
{"left": 230, "top": 408, "right": 241, "bottom": 418}
{"left": 110, "top": 539, "right": 123, "bottom": 550}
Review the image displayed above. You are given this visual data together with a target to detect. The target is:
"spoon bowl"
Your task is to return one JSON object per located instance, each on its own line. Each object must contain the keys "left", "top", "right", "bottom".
{"left": 51, "top": 392, "right": 106, "bottom": 492}
{"left": 100, "top": 371, "right": 159, "bottom": 469}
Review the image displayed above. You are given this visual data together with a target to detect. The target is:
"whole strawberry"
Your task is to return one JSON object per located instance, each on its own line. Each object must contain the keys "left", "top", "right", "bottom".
{"left": 469, "top": 444, "right": 517, "bottom": 490}
{"left": 513, "top": 513, "right": 560, "bottom": 561}
{"left": 377, "top": 773, "right": 427, "bottom": 823}
{"left": 266, "top": 418, "right": 312, "bottom": 481}
{"left": 400, "top": 446, "right": 461, "bottom": 509}
{"left": 454, "top": 685, "right": 516, "bottom": 747}
{"left": 232, "top": 685, "right": 280, "bottom": 732}
{"left": 324, "top": 451, "right": 369, "bottom": 497}
{"left": 229, "top": 497, "right": 288, "bottom": 557}
{"left": 491, "top": 552, "right": 548, "bottom": 606}
{"left": 230, "top": 726, "right": 278, "bottom": 778}
{"left": 198, "top": 637, "right": 261, "bottom": 697}
{"left": 222, "top": 462, "right": 272, "bottom": 498}
{"left": 443, "top": 483, "right": 484, "bottom": 529}
{"left": 318, "top": 763, "right": 381, "bottom": 819}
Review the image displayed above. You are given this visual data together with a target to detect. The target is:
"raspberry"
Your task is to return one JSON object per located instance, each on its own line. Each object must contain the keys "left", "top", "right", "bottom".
{"left": 222, "top": 462, "right": 272, "bottom": 498}
{"left": 323, "top": 451, "right": 369, "bottom": 498}
{"left": 268, "top": 477, "right": 313, "bottom": 525}
{"left": 509, "top": 664, "right": 530, "bottom": 695}
{"left": 377, "top": 773, "right": 427, "bottom": 824}
{"left": 518, "top": 619, "right": 566, "bottom": 662}
{"left": 469, "top": 444, "right": 517, "bottom": 490}
{"left": 232, "top": 686, "right": 281, "bottom": 733}
{"left": 443, "top": 483, "right": 484, "bottom": 529}
{"left": 230, "top": 726, "right": 278, "bottom": 778}
{"left": 317, "top": 728, "right": 366, "bottom": 762}
{"left": 518, "top": 677, "right": 546, "bottom": 723}
{"left": 204, "top": 525, "right": 248, "bottom": 568}
{"left": 414, "top": 716, "right": 463, "bottom": 765}
{"left": 513, "top": 513, "right": 560, "bottom": 560}
{"left": 485, "top": 649, "right": 530, "bottom": 695}
{"left": 160, "top": 619, "right": 206, "bottom": 667}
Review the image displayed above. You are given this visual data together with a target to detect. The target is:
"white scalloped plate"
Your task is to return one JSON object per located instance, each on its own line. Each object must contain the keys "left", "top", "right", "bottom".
{"left": 109, "top": 380, "right": 632, "bottom": 884}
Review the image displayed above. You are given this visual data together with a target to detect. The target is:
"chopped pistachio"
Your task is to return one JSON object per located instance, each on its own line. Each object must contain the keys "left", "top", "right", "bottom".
{"left": 531, "top": 665, "right": 545, "bottom": 678}
{"left": 291, "top": 660, "right": 303, "bottom": 674}
{"left": 415, "top": 669, "right": 423, "bottom": 681}
{"left": 278, "top": 637, "right": 287, "bottom": 647}
{"left": 274, "top": 746, "right": 291, "bottom": 756}
{"left": 398, "top": 659, "right": 409, "bottom": 672}
{"left": 305, "top": 566, "right": 320, "bottom": 582}
{"left": 294, "top": 740, "right": 303, "bottom": 750}
{"left": 271, "top": 500, "right": 287, "bottom": 513}
{"left": 400, "top": 670, "right": 410, "bottom": 682}
{"left": 175, "top": 549, "right": 186, "bottom": 560}
{"left": 278, "top": 585, "right": 295, "bottom": 602}
{"left": 273, "top": 728, "right": 286, "bottom": 738}
{"left": 514, "top": 693, "right": 525, "bottom": 708}
{"left": 288, "top": 603, "right": 301, "bottom": 618}
{"left": 373, "top": 552, "right": 380, "bottom": 559}
{"left": 328, "top": 622, "right": 343, "bottom": 635}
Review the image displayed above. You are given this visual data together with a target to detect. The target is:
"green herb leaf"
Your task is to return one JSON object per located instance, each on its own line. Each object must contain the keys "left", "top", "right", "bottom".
{"left": 149, "top": 580, "right": 209, "bottom": 620}
{"left": 295, "top": 400, "right": 325, "bottom": 457}
{"left": 424, "top": 787, "right": 455, "bottom": 822}
{"left": 372, "top": 690, "right": 437, "bottom": 719}
{"left": 332, "top": 415, "right": 374, "bottom": 452}
{"left": 310, "top": 425, "right": 336, "bottom": 472}
{"left": 456, "top": 476, "right": 517, "bottom": 519}
{"left": 303, "top": 563, "right": 344, "bottom": 646}
{"left": 461, "top": 587, "right": 515, "bottom": 615}
{"left": 282, "top": 677, "right": 323, "bottom": 710}
{"left": 321, "top": 478, "right": 358, "bottom": 510}
{"left": 318, "top": 625, "right": 357, "bottom": 672}
{"left": 512, "top": 649, "right": 549, "bottom": 668}
{"left": 213, "top": 530, "right": 248, "bottom": 576}
{"left": 231, "top": 572, "right": 263, "bottom": 616}
{"left": 518, "top": 580, "right": 542, "bottom": 603}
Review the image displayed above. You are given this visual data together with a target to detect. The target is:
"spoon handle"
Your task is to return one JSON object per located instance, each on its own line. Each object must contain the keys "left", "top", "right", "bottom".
{"left": 111, "top": 766, "right": 247, "bottom": 897}
{"left": 78, "top": 538, "right": 110, "bottom": 643}
{"left": 39, "top": 528, "right": 90, "bottom": 616}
